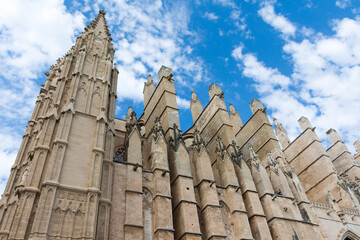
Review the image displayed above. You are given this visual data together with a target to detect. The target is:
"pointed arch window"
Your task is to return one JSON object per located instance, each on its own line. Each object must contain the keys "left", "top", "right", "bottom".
{"left": 114, "top": 146, "right": 126, "bottom": 162}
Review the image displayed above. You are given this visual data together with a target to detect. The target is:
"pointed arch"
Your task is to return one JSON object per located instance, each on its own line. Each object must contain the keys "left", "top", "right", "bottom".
{"left": 114, "top": 145, "right": 126, "bottom": 162}
{"left": 219, "top": 200, "right": 234, "bottom": 239}
{"left": 61, "top": 209, "right": 74, "bottom": 237}
{"left": 49, "top": 207, "right": 62, "bottom": 236}
{"left": 341, "top": 230, "right": 360, "bottom": 240}
{"left": 72, "top": 210, "right": 83, "bottom": 238}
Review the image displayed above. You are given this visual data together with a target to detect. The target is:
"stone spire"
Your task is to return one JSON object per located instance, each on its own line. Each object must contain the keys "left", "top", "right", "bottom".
{"left": 208, "top": 83, "right": 223, "bottom": 100}
{"left": 229, "top": 103, "right": 243, "bottom": 133}
{"left": 143, "top": 74, "right": 156, "bottom": 107}
{"left": 326, "top": 128, "right": 343, "bottom": 145}
{"left": 249, "top": 98, "right": 264, "bottom": 114}
{"left": 298, "top": 116, "right": 313, "bottom": 132}
{"left": 0, "top": 10, "right": 119, "bottom": 240}
{"left": 190, "top": 90, "right": 203, "bottom": 123}
{"left": 274, "top": 118, "right": 291, "bottom": 149}
{"left": 125, "top": 105, "right": 133, "bottom": 121}
{"left": 83, "top": 10, "right": 112, "bottom": 40}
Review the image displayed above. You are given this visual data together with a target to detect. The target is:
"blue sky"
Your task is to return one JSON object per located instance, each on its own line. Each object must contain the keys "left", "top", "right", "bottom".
{"left": 0, "top": 0, "right": 360, "bottom": 194}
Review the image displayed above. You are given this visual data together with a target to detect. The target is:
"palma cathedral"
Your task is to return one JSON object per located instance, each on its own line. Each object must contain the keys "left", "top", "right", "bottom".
{"left": 0, "top": 10, "right": 360, "bottom": 240}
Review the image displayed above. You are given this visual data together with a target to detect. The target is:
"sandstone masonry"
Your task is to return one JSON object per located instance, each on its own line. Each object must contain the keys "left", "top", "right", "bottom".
{"left": 0, "top": 10, "right": 360, "bottom": 240}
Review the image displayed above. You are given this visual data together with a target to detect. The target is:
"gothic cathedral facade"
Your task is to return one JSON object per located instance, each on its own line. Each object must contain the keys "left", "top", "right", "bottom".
{"left": 0, "top": 10, "right": 360, "bottom": 240}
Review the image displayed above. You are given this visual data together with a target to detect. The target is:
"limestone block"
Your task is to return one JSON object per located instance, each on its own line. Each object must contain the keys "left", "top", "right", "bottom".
{"left": 190, "top": 91, "right": 203, "bottom": 123}
{"left": 208, "top": 83, "right": 223, "bottom": 100}
{"left": 249, "top": 99, "right": 264, "bottom": 114}
{"left": 172, "top": 203, "right": 201, "bottom": 240}
{"left": 326, "top": 128, "right": 343, "bottom": 145}
{"left": 298, "top": 116, "right": 313, "bottom": 132}
{"left": 171, "top": 177, "right": 196, "bottom": 208}
{"left": 157, "top": 65, "right": 173, "bottom": 82}
{"left": 354, "top": 140, "right": 360, "bottom": 153}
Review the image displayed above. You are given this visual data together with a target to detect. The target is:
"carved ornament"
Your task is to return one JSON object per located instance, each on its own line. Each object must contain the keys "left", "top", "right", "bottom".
{"left": 230, "top": 140, "right": 243, "bottom": 167}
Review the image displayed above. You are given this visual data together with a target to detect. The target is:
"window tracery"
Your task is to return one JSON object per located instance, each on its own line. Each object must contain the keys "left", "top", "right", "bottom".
{"left": 114, "top": 146, "right": 126, "bottom": 162}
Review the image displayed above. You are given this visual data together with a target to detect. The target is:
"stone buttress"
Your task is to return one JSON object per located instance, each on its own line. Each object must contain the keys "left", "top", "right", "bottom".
{"left": 1, "top": 11, "right": 360, "bottom": 240}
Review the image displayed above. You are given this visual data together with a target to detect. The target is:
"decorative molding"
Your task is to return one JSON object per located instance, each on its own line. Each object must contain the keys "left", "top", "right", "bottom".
{"left": 230, "top": 140, "right": 243, "bottom": 168}
{"left": 169, "top": 123, "right": 185, "bottom": 152}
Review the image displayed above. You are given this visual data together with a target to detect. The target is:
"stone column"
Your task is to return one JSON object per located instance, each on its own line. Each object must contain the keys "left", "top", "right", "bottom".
{"left": 214, "top": 136, "right": 253, "bottom": 239}
{"left": 149, "top": 118, "right": 174, "bottom": 240}
{"left": 190, "top": 129, "right": 227, "bottom": 240}
{"left": 123, "top": 115, "right": 144, "bottom": 240}
{"left": 229, "top": 141, "right": 272, "bottom": 240}
{"left": 190, "top": 91, "right": 203, "bottom": 123}
{"left": 168, "top": 124, "right": 202, "bottom": 240}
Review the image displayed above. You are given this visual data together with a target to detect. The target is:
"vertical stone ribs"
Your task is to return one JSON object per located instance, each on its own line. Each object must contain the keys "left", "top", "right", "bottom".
{"left": 0, "top": 10, "right": 117, "bottom": 240}
{"left": 168, "top": 124, "right": 202, "bottom": 240}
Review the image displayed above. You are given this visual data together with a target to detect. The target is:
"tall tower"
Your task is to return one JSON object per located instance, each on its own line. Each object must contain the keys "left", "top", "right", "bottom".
{"left": 1, "top": 9, "right": 360, "bottom": 240}
{"left": 0, "top": 10, "right": 117, "bottom": 239}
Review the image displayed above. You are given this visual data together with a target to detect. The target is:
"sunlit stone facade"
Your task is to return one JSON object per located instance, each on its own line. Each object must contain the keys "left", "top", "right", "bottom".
{"left": 0, "top": 11, "right": 360, "bottom": 240}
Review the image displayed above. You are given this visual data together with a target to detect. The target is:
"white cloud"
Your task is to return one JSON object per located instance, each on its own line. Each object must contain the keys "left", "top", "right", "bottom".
{"left": 0, "top": 0, "right": 86, "bottom": 195}
{"left": 176, "top": 96, "right": 190, "bottom": 109}
{"left": 258, "top": 4, "right": 296, "bottom": 37}
{"left": 0, "top": 0, "right": 84, "bottom": 79}
{"left": 336, "top": 0, "right": 351, "bottom": 9}
{"left": 212, "top": 0, "right": 237, "bottom": 8}
{"left": 232, "top": 17, "right": 360, "bottom": 152}
{"left": 203, "top": 12, "right": 219, "bottom": 21}
{"left": 91, "top": 0, "right": 208, "bottom": 102}
{"left": 232, "top": 45, "right": 244, "bottom": 60}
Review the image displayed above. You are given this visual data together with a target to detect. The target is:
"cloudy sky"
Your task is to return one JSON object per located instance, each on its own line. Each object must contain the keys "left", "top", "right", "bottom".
{"left": 0, "top": 0, "right": 360, "bottom": 194}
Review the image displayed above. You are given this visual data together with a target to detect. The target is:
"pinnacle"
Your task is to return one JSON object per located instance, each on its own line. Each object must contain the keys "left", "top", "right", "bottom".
{"left": 229, "top": 103, "right": 236, "bottom": 113}
{"left": 273, "top": 118, "right": 283, "bottom": 128}
{"left": 147, "top": 74, "right": 153, "bottom": 83}
{"left": 191, "top": 90, "right": 200, "bottom": 103}
{"left": 83, "top": 9, "right": 112, "bottom": 41}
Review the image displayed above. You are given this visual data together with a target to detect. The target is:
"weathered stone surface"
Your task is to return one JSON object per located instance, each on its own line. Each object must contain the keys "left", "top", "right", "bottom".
{"left": 1, "top": 11, "right": 360, "bottom": 240}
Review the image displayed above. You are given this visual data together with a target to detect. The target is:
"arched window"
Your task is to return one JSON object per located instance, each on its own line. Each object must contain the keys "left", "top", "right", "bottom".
{"left": 341, "top": 230, "right": 360, "bottom": 240}
{"left": 114, "top": 146, "right": 126, "bottom": 162}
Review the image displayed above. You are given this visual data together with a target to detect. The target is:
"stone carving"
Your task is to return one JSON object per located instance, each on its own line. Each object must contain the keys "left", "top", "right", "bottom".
{"left": 230, "top": 140, "right": 243, "bottom": 167}
{"left": 215, "top": 136, "right": 228, "bottom": 161}
{"left": 284, "top": 164, "right": 294, "bottom": 178}
{"left": 62, "top": 82, "right": 71, "bottom": 104}
{"left": 192, "top": 129, "right": 207, "bottom": 153}
{"left": 150, "top": 117, "right": 165, "bottom": 140}
{"left": 55, "top": 190, "right": 86, "bottom": 211}
{"left": 169, "top": 123, "right": 185, "bottom": 151}
{"left": 20, "top": 165, "right": 29, "bottom": 184}
{"left": 78, "top": 81, "right": 87, "bottom": 93}
{"left": 2, "top": 10, "right": 360, "bottom": 240}
{"left": 248, "top": 145, "right": 260, "bottom": 170}
{"left": 125, "top": 111, "right": 140, "bottom": 134}
{"left": 92, "top": 85, "right": 101, "bottom": 96}
{"left": 339, "top": 173, "right": 360, "bottom": 200}
{"left": 266, "top": 150, "right": 279, "bottom": 176}
{"left": 49, "top": 190, "right": 86, "bottom": 237}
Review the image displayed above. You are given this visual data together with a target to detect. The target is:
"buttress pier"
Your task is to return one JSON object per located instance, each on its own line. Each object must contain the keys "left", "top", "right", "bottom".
{"left": 1, "top": 11, "right": 360, "bottom": 240}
